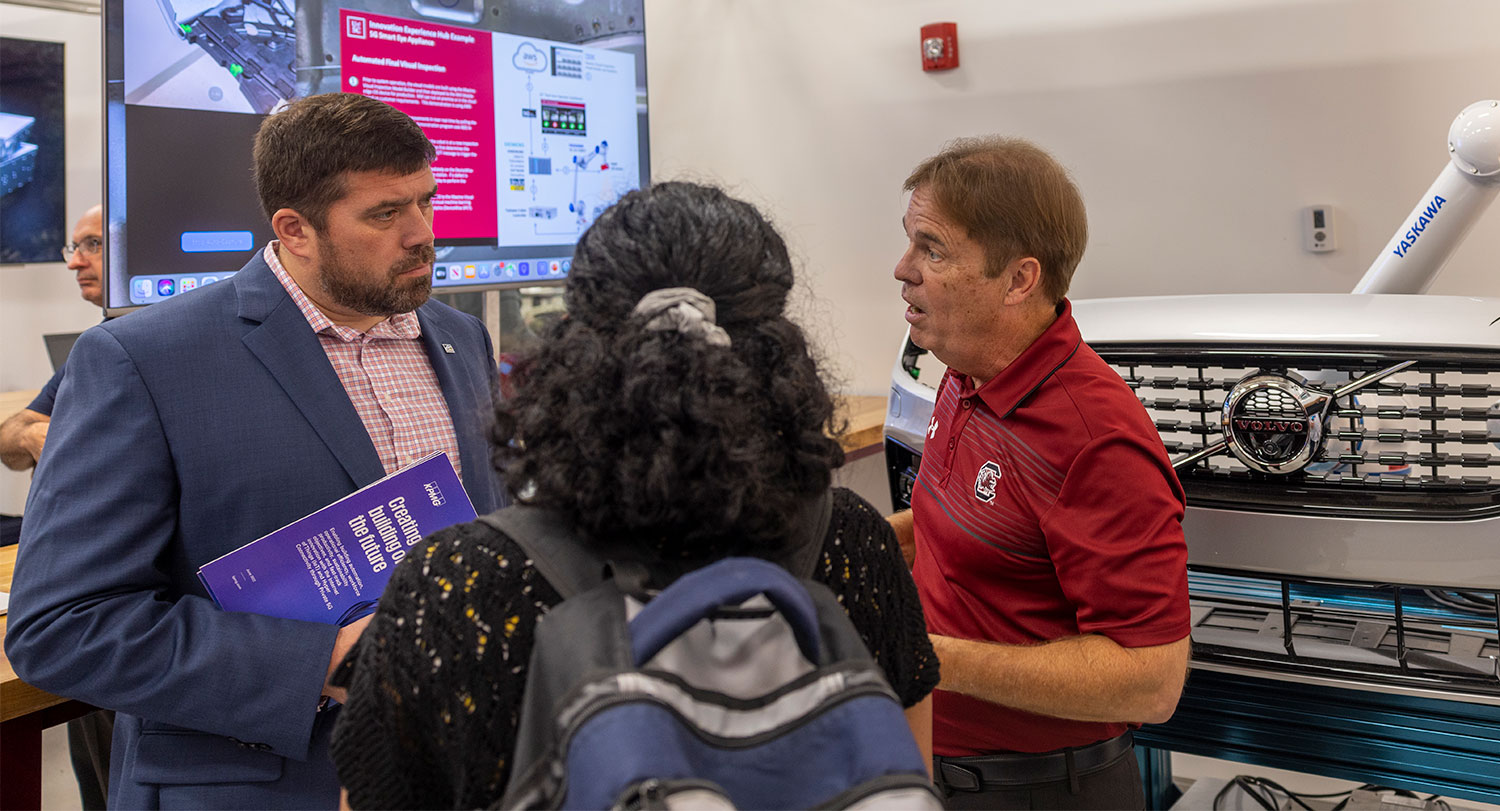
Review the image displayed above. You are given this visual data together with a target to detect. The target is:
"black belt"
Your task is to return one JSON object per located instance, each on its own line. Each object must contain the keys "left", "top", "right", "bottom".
{"left": 934, "top": 732, "right": 1134, "bottom": 792}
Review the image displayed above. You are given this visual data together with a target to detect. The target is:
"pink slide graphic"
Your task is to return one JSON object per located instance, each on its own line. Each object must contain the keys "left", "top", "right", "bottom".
{"left": 340, "top": 9, "right": 496, "bottom": 240}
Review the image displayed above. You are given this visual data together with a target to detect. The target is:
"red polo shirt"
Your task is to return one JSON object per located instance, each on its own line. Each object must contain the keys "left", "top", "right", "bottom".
{"left": 911, "top": 300, "right": 1190, "bottom": 756}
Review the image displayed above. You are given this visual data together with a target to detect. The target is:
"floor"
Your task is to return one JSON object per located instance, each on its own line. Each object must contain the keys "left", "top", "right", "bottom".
{"left": 40, "top": 726, "right": 76, "bottom": 810}
{"left": 39, "top": 725, "right": 1500, "bottom": 810}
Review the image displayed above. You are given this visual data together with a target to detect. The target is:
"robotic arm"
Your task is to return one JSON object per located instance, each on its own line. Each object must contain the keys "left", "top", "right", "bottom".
{"left": 1353, "top": 100, "right": 1500, "bottom": 294}
{"left": 1173, "top": 102, "right": 1500, "bottom": 473}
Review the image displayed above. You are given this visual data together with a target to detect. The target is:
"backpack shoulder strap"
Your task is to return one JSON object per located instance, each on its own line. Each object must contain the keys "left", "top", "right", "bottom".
{"left": 479, "top": 489, "right": 833, "bottom": 595}
{"left": 476, "top": 506, "right": 608, "bottom": 599}
{"left": 781, "top": 488, "right": 833, "bottom": 579}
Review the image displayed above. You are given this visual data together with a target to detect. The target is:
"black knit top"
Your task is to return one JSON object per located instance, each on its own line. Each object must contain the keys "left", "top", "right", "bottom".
{"left": 330, "top": 487, "right": 939, "bottom": 810}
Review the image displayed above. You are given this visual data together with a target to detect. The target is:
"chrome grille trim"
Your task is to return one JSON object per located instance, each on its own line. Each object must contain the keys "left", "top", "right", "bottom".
{"left": 1095, "top": 345, "right": 1500, "bottom": 516}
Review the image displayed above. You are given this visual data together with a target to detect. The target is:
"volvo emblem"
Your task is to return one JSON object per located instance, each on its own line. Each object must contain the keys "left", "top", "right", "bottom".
{"left": 1173, "top": 360, "right": 1415, "bottom": 475}
{"left": 1221, "top": 374, "right": 1330, "bottom": 474}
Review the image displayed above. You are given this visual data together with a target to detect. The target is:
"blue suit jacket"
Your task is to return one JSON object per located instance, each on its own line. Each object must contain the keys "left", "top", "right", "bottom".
{"left": 5, "top": 252, "right": 506, "bottom": 809}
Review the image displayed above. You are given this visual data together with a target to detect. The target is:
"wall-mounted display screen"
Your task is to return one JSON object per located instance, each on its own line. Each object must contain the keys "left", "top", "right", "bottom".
{"left": 0, "top": 36, "right": 66, "bottom": 265}
{"left": 104, "top": 0, "right": 648, "bottom": 312}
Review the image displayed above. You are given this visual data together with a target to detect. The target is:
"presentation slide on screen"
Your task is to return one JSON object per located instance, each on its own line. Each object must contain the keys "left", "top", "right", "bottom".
{"left": 124, "top": 1, "right": 296, "bottom": 115}
{"left": 111, "top": 3, "right": 643, "bottom": 304}
{"left": 491, "top": 32, "right": 640, "bottom": 246}
{"left": 340, "top": 9, "right": 496, "bottom": 240}
{"left": 340, "top": 9, "right": 640, "bottom": 244}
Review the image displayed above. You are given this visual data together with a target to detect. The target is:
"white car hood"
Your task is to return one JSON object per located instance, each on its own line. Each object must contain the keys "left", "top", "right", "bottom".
{"left": 1072, "top": 293, "right": 1500, "bottom": 349}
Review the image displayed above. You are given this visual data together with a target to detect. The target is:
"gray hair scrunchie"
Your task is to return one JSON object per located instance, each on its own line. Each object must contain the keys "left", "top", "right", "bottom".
{"left": 631, "top": 287, "right": 731, "bottom": 347}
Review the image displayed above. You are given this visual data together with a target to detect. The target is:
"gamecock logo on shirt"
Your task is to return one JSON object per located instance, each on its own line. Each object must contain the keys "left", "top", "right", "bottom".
{"left": 974, "top": 461, "right": 1002, "bottom": 503}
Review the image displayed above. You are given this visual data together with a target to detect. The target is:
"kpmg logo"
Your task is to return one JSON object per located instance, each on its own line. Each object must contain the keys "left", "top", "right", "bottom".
{"left": 423, "top": 481, "right": 446, "bottom": 507}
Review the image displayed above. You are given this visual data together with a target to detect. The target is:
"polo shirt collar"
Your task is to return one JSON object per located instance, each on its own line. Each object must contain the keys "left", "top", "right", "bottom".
{"left": 957, "top": 298, "right": 1082, "bottom": 419}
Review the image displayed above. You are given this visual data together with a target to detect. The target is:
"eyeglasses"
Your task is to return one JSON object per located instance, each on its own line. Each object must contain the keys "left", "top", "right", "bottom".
{"left": 61, "top": 237, "right": 104, "bottom": 261}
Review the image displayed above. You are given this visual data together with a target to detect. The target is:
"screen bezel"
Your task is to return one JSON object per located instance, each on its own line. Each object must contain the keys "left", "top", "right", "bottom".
{"left": 103, "top": 1, "right": 648, "bottom": 316}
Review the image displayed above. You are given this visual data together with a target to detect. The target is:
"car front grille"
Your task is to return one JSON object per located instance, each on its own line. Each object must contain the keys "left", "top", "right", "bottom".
{"left": 1094, "top": 345, "right": 1500, "bottom": 519}
{"left": 1187, "top": 571, "right": 1500, "bottom": 699}
{"left": 888, "top": 339, "right": 1500, "bottom": 697}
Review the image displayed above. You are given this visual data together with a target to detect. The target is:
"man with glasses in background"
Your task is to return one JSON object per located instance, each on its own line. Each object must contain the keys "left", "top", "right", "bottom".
{"left": 0, "top": 204, "right": 104, "bottom": 470}
{"left": 0, "top": 204, "right": 116, "bottom": 810}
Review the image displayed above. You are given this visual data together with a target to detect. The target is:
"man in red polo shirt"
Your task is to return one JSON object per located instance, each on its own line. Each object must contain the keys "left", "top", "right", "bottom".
{"left": 888, "top": 136, "right": 1191, "bottom": 809}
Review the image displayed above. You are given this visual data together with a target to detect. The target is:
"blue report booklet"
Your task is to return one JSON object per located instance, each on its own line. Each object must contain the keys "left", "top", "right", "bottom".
{"left": 198, "top": 452, "right": 476, "bottom": 626}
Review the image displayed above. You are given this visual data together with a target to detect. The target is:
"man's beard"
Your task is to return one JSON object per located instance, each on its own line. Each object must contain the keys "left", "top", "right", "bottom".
{"left": 317, "top": 240, "right": 436, "bottom": 318}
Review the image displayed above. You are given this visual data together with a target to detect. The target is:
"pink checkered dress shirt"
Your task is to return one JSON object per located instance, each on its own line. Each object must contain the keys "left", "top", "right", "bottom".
{"left": 264, "top": 244, "right": 463, "bottom": 479}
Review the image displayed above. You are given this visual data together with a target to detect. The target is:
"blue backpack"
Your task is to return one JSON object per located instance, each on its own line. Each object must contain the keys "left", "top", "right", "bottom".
{"left": 479, "top": 496, "right": 940, "bottom": 810}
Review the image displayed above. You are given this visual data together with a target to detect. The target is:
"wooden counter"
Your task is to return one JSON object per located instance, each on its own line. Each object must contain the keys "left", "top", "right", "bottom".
{"left": 1, "top": 384, "right": 85, "bottom": 744}
{"left": 0, "top": 389, "right": 886, "bottom": 462}
{"left": 2, "top": 541, "right": 92, "bottom": 811}
{"left": 835, "top": 394, "right": 888, "bottom": 460}
{"left": 0, "top": 397, "right": 889, "bottom": 700}
{"left": 0, "top": 390, "right": 40, "bottom": 420}
{"left": 0, "top": 544, "right": 72, "bottom": 725}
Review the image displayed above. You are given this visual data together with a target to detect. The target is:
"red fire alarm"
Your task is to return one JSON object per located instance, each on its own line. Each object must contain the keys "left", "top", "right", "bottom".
{"left": 920, "top": 22, "right": 959, "bottom": 71}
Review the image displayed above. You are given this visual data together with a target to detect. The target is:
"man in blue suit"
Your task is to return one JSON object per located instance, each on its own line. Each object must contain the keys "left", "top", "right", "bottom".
{"left": 5, "top": 93, "right": 506, "bottom": 809}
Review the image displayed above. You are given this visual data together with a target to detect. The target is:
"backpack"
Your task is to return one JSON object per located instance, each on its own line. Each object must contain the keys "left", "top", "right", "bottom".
{"left": 477, "top": 492, "right": 941, "bottom": 810}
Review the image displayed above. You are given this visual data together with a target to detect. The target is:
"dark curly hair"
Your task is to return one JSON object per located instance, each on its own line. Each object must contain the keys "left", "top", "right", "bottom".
{"left": 491, "top": 182, "right": 845, "bottom": 561}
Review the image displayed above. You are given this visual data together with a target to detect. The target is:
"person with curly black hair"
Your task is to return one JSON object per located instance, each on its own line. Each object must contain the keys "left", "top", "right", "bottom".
{"left": 329, "top": 181, "right": 940, "bottom": 809}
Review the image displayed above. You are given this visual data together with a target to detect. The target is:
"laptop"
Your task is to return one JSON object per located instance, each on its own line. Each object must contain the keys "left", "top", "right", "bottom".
{"left": 42, "top": 332, "right": 82, "bottom": 372}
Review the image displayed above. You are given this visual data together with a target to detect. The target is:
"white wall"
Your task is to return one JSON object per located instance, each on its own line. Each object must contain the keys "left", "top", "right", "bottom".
{"left": 644, "top": 0, "right": 1500, "bottom": 394}
{"left": 0, "top": 3, "right": 103, "bottom": 514}
{"left": 4, "top": 0, "right": 1499, "bottom": 513}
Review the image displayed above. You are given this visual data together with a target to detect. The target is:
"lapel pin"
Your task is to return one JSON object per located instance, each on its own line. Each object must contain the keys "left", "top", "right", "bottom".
{"left": 441, "top": 343, "right": 455, "bottom": 354}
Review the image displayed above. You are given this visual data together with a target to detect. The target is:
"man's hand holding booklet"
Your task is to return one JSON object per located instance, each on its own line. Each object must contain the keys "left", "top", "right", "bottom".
{"left": 198, "top": 452, "right": 477, "bottom": 626}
